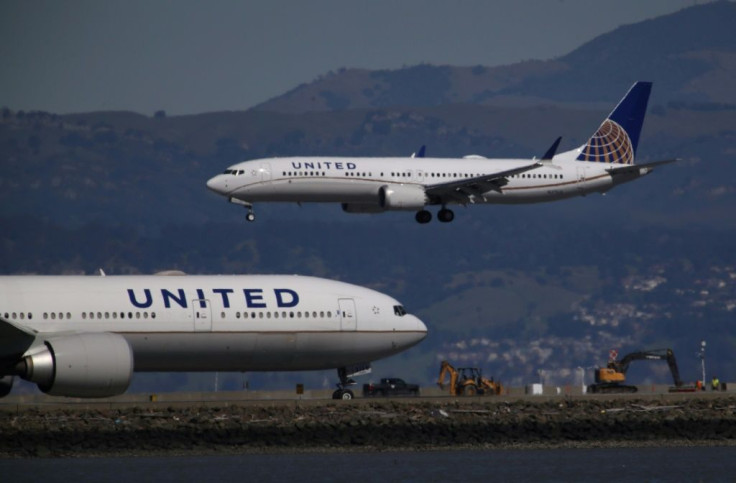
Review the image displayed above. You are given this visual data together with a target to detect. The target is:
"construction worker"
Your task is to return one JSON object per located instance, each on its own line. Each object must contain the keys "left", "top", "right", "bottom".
{"left": 712, "top": 376, "right": 720, "bottom": 391}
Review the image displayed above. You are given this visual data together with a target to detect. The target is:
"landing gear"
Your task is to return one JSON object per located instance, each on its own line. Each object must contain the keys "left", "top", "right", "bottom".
{"left": 415, "top": 210, "right": 432, "bottom": 224}
{"left": 228, "top": 197, "right": 256, "bottom": 222}
{"left": 437, "top": 207, "right": 454, "bottom": 223}
{"left": 332, "top": 367, "right": 356, "bottom": 400}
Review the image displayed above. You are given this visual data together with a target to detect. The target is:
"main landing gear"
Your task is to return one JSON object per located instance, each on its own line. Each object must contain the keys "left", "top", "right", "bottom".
{"left": 415, "top": 207, "right": 455, "bottom": 224}
{"left": 332, "top": 367, "right": 357, "bottom": 400}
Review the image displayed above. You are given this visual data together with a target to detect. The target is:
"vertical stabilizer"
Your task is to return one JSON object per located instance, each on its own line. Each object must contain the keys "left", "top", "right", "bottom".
{"left": 577, "top": 81, "right": 652, "bottom": 165}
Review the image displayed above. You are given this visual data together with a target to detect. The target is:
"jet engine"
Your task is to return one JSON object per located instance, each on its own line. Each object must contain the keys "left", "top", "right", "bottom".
{"left": 16, "top": 332, "right": 133, "bottom": 398}
{"left": 378, "top": 184, "right": 427, "bottom": 210}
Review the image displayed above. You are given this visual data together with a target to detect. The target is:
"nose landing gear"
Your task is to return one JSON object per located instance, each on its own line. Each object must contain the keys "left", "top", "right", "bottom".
{"left": 228, "top": 197, "right": 256, "bottom": 222}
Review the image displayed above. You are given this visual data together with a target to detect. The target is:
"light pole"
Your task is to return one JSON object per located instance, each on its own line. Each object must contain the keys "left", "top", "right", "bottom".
{"left": 577, "top": 366, "right": 586, "bottom": 394}
{"left": 699, "top": 340, "right": 706, "bottom": 390}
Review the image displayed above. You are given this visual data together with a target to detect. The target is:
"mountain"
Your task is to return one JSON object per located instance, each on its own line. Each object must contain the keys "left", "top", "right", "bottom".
{"left": 2, "top": 2, "right": 736, "bottom": 393}
{"left": 253, "top": 2, "right": 736, "bottom": 113}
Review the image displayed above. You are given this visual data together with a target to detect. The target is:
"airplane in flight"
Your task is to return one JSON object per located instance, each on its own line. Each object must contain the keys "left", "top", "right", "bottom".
{"left": 206, "top": 81, "right": 675, "bottom": 223}
{"left": 0, "top": 272, "right": 427, "bottom": 400}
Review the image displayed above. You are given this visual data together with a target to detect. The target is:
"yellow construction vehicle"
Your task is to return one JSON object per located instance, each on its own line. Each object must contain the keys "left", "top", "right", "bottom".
{"left": 589, "top": 348, "right": 697, "bottom": 394}
{"left": 437, "top": 360, "right": 503, "bottom": 396}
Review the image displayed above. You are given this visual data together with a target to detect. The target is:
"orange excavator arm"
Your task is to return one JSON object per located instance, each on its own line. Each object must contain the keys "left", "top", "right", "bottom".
{"left": 437, "top": 360, "right": 459, "bottom": 396}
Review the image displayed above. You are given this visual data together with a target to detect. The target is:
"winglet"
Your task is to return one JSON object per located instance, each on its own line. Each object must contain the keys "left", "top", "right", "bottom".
{"left": 411, "top": 145, "right": 426, "bottom": 158}
{"left": 541, "top": 137, "right": 562, "bottom": 160}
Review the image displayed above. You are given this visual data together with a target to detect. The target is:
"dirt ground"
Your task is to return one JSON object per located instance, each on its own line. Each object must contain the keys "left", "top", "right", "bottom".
{"left": 2, "top": 395, "right": 735, "bottom": 458}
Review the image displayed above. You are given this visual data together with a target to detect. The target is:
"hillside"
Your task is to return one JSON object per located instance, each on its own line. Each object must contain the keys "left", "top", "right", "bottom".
{"left": 253, "top": 2, "right": 736, "bottom": 113}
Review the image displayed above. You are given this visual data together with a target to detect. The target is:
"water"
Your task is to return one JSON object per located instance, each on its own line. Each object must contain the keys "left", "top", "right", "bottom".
{"left": 2, "top": 447, "right": 734, "bottom": 482}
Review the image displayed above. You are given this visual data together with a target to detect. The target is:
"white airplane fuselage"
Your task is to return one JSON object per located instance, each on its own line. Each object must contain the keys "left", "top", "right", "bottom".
{"left": 207, "top": 154, "right": 631, "bottom": 207}
{"left": 0, "top": 274, "right": 426, "bottom": 397}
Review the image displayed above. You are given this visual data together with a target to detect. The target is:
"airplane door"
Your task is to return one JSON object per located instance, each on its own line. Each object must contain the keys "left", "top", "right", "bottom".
{"left": 338, "top": 298, "right": 357, "bottom": 331}
{"left": 577, "top": 166, "right": 587, "bottom": 183}
{"left": 576, "top": 166, "right": 587, "bottom": 191}
{"left": 192, "top": 299, "right": 212, "bottom": 332}
{"left": 259, "top": 163, "right": 271, "bottom": 182}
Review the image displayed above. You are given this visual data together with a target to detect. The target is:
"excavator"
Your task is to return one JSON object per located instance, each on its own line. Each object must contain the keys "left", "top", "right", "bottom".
{"left": 437, "top": 360, "right": 503, "bottom": 396}
{"left": 588, "top": 348, "right": 697, "bottom": 394}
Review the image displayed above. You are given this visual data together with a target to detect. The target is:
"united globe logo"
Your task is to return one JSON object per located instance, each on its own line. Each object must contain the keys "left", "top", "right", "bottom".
{"left": 576, "top": 119, "right": 634, "bottom": 165}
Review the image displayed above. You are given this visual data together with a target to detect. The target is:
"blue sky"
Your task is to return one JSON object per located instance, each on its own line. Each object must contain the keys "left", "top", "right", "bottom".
{"left": 0, "top": 0, "right": 710, "bottom": 114}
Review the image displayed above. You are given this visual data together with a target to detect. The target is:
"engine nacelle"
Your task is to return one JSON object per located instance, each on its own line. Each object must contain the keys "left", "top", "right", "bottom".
{"left": 19, "top": 333, "right": 133, "bottom": 398}
{"left": 378, "top": 184, "right": 427, "bottom": 211}
{"left": 341, "top": 203, "right": 386, "bottom": 214}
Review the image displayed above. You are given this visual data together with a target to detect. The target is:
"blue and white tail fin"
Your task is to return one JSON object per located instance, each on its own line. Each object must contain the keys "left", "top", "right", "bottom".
{"left": 576, "top": 81, "right": 652, "bottom": 165}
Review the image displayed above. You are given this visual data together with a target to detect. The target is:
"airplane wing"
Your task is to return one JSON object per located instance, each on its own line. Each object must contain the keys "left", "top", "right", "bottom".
{"left": 606, "top": 158, "right": 678, "bottom": 175}
{"left": 425, "top": 161, "right": 542, "bottom": 204}
{"left": 0, "top": 317, "right": 37, "bottom": 360}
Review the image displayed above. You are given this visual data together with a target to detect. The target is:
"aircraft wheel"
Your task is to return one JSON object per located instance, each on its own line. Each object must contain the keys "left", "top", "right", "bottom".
{"left": 333, "top": 389, "right": 354, "bottom": 400}
{"left": 245, "top": 212, "right": 256, "bottom": 222}
{"left": 415, "top": 210, "right": 432, "bottom": 224}
{"left": 438, "top": 208, "right": 454, "bottom": 223}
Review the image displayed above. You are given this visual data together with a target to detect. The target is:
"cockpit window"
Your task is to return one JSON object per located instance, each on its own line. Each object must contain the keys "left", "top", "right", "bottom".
{"left": 393, "top": 305, "right": 407, "bottom": 316}
{"left": 222, "top": 169, "right": 246, "bottom": 176}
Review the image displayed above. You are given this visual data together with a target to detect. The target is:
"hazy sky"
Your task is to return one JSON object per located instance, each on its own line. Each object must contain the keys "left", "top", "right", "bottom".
{"left": 1, "top": 0, "right": 709, "bottom": 115}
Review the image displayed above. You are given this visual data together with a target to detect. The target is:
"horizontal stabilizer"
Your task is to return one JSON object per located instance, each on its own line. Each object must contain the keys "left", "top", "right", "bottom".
{"left": 607, "top": 158, "right": 678, "bottom": 175}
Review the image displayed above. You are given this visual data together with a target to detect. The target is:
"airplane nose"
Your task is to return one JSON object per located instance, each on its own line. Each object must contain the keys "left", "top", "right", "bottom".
{"left": 411, "top": 315, "right": 428, "bottom": 341}
{"left": 206, "top": 176, "right": 221, "bottom": 193}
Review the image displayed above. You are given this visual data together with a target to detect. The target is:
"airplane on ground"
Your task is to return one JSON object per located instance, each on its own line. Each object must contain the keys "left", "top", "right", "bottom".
{"left": 206, "top": 81, "right": 675, "bottom": 223}
{"left": 0, "top": 272, "right": 427, "bottom": 400}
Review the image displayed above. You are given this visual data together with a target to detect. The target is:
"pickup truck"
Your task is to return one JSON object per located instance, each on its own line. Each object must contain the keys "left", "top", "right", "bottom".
{"left": 362, "top": 378, "right": 420, "bottom": 397}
